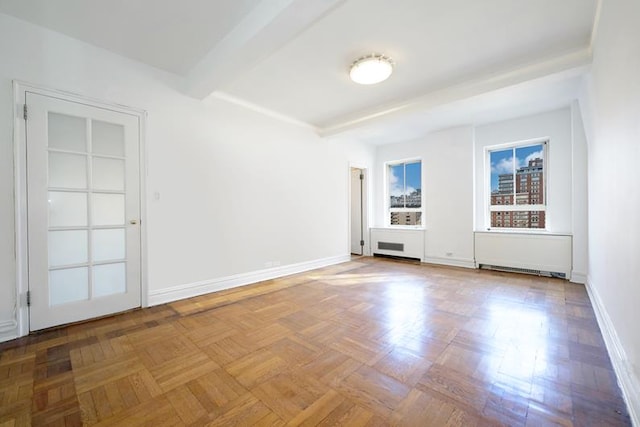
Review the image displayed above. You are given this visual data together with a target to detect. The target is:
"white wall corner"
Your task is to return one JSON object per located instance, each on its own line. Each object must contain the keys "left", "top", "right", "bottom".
{"left": 586, "top": 278, "right": 640, "bottom": 425}
{"left": 570, "top": 271, "right": 587, "bottom": 284}
{"left": 148, "top": 254, "right": 350, "bottom": 307}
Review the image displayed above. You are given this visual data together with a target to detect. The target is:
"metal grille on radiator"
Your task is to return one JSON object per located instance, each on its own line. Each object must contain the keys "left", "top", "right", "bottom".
{"left": 479, "top": 264, "right": 566, "bottom": 279}
{"left": 378, "top": 242, "right": 404, "bottom": 251}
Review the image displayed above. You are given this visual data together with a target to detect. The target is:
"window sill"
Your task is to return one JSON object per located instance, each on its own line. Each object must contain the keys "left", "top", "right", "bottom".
{"left": 372, "top": 226, "right": 426, "bottom": 231}
{"left": 476, "top": 229, "right": 570, "bottom": 237}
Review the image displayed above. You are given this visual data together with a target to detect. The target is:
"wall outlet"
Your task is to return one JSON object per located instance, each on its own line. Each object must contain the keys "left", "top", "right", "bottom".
{"left": 445, "top": 252, "right": 453, "bottom": 257}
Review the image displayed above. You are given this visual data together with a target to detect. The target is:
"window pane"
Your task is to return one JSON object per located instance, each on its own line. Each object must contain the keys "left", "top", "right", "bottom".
{"left": 405, "top": 162, "right": 421, "bottom": 208}
{"left": 515, "top": 144, "right": 544, "bottom": 205}
{"left": 490, "top": 211, "right": 545, "bottom": 229}
{"left": 388, "top": 160, "right": 422, "bottom": 226}
{"left": 490, "top": 149, "right": 514, "bottom": 206}
{"left": 489, "top": 143, "right": 546, "bottom": 230}
{"left": 390, "top": 211, "right": 422, "bottom": 226}
{"left": 389, "top": 164, "right": 405, "bottom": 208}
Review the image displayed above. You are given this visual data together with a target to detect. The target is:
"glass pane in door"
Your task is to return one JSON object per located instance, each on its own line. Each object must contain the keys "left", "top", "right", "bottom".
{"left": 48, "top": 112, "right": 87, "bottom": 152}
{"left": 92, "top": 157, "right": 125, "bottom": 190}
{"left": 92, "top": 229, "right": 125, "bottom": 262}
{"left": 48, "top": 191, "right": 88, "bottom": 227}
{"left": 49, "top": 267, "right": 89, "bottom": 305}
{"left": 92, "top": 194, "right": 125, "bottom": 226}
{"left": 48, "top": 152, "right": 87, "bottom": 189}
{"left": 92, "top": 120, "right": 125, "bottom": 157}
{"left": 93, "top": 263, "right": 126, "bottom": 297}
{"left": 48, "top": 230, "right": 88, "bottom": 267}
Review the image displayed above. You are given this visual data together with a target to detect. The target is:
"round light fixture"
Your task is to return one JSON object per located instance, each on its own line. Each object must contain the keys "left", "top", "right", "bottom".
{"left": 349, "top": 54, "right": 394, "bottom": 85}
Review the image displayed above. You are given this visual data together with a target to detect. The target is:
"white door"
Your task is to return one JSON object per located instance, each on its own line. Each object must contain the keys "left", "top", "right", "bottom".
{"left": 350, "top": 168, "right": 363, "bottom": 255}
{"left": 25, "top": 92, "right": 141, "bottom": 331}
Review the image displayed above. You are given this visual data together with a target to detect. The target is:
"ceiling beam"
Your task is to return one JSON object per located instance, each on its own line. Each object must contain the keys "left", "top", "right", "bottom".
{"left": 184, "top": 0, "right": 345, "bottom": 99}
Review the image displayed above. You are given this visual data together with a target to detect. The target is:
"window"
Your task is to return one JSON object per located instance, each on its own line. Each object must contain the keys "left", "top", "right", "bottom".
{"left": 387, "top": 160, "right": 422, "bottom": 226}
{"left": 488, "top": 141, "right": 546, "bottom": 229}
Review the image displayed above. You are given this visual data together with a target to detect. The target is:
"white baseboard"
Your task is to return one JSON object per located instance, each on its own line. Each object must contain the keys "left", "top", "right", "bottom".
{"left": 586, "top": 278, "right": 640, "bottom": 426}
{"left": 422, "top": 256, "right": 476, "bottom": 269}
{"left": 148, "top": 254, "right": 351, "bottom": 307}
{"left": 570, "top": 271, "right": 587, "bottom": 284}
{"left": 0, "top": 319, "right": 19, "bottom": 343}
{"left": 0, "top": 331, "right": 18, "bottom": 344}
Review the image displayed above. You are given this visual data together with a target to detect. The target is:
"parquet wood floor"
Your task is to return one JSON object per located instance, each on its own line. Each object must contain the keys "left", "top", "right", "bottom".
{"left": 0, "top": 257, "right": 631, "bottom": 426}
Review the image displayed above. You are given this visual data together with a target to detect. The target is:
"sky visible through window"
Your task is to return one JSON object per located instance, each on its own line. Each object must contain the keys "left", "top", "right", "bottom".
{"left": 389, "top": 161, "right": 421, "bottom": 207}
{"left": 405, "top": 162, "right": 421, "bottom": 195}
{"left": 490, "top": 144, "right": 543, "bottom": 192}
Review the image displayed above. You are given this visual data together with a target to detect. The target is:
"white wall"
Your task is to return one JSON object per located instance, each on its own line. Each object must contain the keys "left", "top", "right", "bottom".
{"left": 0, "top": 13, "right": 375, "bottom": 341}
{"left": 375, "top": 126, "right": 475, "bottom": 268}
{"left": 579, "top": 0, "right": 640, "bottom": 421}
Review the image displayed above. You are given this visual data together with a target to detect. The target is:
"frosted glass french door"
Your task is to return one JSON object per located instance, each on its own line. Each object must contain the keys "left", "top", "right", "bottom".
{"left": 26, "top": 92, "right": 141, "bottom": 331}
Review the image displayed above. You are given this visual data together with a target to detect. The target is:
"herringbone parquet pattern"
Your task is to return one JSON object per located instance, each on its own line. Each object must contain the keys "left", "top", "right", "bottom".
{"left": 0, "top": 257, "right": 631, "bottom": 426}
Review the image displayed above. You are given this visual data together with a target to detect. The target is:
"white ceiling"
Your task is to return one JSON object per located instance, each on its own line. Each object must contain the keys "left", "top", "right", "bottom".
{"left": 0, "top": 0, "right": 262, "bottom": 75}
{"left": 0, "top": 0, "right": 598, "bottom": 144}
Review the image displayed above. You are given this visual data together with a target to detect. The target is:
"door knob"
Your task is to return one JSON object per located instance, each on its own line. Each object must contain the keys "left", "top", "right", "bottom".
{"left": 129, "top": 219, "right": 138, "bottom": 225}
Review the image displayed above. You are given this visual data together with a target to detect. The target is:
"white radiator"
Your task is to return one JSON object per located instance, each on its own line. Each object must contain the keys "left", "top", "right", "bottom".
{"left": 474, "top": 232, "right": 572, "bottom": 278}
{"left": 370, "top": 228, "right": 424, "bottom": 261}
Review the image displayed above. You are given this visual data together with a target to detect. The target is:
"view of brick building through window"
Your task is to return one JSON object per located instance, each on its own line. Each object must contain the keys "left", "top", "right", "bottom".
{"left": 390, "top": 211, "right": 422, "bottom": 225}
{"left": 490, "top": 143, "right": 545, "bottom": 229}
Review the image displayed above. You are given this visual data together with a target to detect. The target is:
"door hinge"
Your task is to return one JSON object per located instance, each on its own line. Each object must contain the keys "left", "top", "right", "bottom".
{"left": 359, "top": 173, "right": 364, "bottom": 180}
{"left": 26, "top": 290, "right": 31, "bottom": 307}
{"left": 23, "top": 104, "right": 28, "bottom": 121}
{"left": 360, "top": 240, "right": 365, "bottom": 247}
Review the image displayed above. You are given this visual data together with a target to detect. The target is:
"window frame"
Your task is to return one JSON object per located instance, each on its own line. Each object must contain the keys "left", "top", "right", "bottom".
{"left": 385, "top": 158, "right": 423, "bottom": 228}
{"left": 485, "top": 138, "right": 548, "bottom": 231}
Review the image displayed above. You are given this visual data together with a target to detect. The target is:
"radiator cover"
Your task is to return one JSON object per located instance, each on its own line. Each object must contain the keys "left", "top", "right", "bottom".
{"left": 370, "top": 228, "right": 424, "bottom": 261}
{"left": 474, "top": 232, "right": 571, "bottom": 279}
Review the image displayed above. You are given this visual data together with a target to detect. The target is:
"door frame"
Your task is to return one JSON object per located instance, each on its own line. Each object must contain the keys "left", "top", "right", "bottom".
{"left": 12, "top": 80, "right": 149, "bottom": 337}
{"left": 348, "top": 162, "right": 369, "bottom": 257}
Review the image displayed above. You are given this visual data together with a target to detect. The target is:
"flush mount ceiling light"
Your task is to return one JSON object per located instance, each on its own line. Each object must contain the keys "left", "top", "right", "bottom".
{"left": 349, "top": 54, "right": 394, "bottom": 85}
